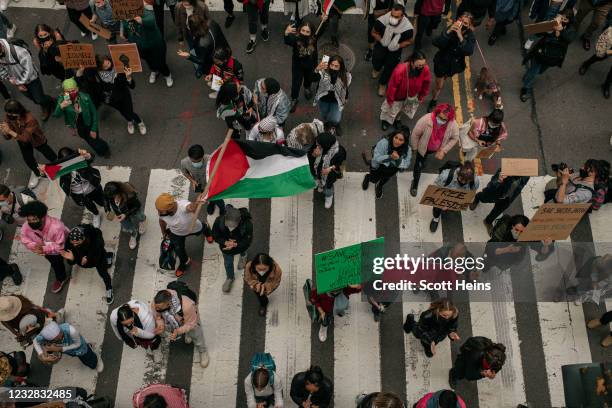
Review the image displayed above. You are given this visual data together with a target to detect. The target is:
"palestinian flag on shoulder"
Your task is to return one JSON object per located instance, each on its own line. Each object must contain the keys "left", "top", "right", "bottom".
{"left": 43, "top": 154, "right": 88, "bottom": 180}
{"left": 205, "top": 140, "right": 316, "bottom": 200}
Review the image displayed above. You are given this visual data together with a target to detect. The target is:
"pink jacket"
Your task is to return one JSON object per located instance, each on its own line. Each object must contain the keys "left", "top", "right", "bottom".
{"left": 410, "top": 113, "right": 459, "bottom": 156}
{"left": 20, "top": 215, "right": 68, "bottom": 256}
{"left": 152, "top": 289, "right": 198, "bottom": 335}
{"left": 415, "top": 393, "right": 466, "bottom": 408}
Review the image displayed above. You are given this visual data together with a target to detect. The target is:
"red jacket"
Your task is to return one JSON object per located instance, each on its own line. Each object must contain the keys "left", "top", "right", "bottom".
{"left": 310, "top": 286, "right": 361, "bottom": 314}
{"left": 209, "top": 57, "right": 243, "bottom": 85}
{"left": 385, "top": 63, "right": 431, "bottom": 105}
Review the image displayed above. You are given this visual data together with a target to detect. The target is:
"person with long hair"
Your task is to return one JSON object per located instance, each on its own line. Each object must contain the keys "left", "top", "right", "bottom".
{"left": 362, "top": 129, "right": 411, "bottom": 199}
{"left": 177, "top": 13, "right": 229, "bottom": 78}
{"left": 110, "top": 301, "right": 161, "bottom": 361}
{"left": 308, "top": 132, "right": 347, "bottom": 209}
{"left": 32, "top": 24, "right": 67, "bottom": 82}
{"left": 403, "top": 298, "right": 460, "bottom": 358}
{"left": 215, "top": 82, "right": 257, "bottom": 136}
{"left": 428, "top": 12, "right": 475, "bottom": 112}
{"left": 253, "top": 77, "right": 291, "bottom": 127}
{"left": 244, "top": 253, "right": 283, "bottom": 316}
{"left": 284, "top": 20, "right": 318, "bottom": 112}
{"left": 356, "top": 391, "right": 405, "bottom": 407}
{"left": 0, "top": 99, "right": 57, "bottom": 188}
{"left": 415, "top": 389, "right": 466, "bottom": 408}
{"left": 409, "top": 103, "right": 459, "bottom": 197}
{"left": 103, "top": 181, "right": 146, "bottom": 250}
{"left": 290, "top": 366, "right": 333, "bottom": 407}
{"left": 175, "top": 0, "right": 211, "bottom": 63}
{"left": 90, "top": 55, "right": 146, "bottom": 135}
{"left": 312, "top": 55, "right": 351, "bottom": 136}
{"left": 244, "top": 364, "right": 284, "bottom": 407}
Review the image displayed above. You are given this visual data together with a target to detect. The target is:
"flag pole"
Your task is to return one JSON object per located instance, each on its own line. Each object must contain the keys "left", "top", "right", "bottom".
{"left": 189, "top": 128, "right": 234, "bottom": 233}
{"left": 315, "top": 13, "right": 329, "bottom": 37}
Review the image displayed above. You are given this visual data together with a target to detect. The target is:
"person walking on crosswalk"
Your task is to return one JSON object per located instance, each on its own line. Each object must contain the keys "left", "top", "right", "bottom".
{"left": 429, "top": 161, "right": 479, "bottom": 233}
{"left": 103, "top": 181, "right": 147, "bottom": 250}
{"left": 244, "top": 253, "right": 282, "bottom": 316}
{"left": 155, "top": 192, "right": 211, "bottom": 278}
{"left": 152, "top": 286, "right": 209, "bottom": 367}
{"left": 309, "top": 283, "right": 361, "bottom": 342}
{"left": 308, "top": 132, "right": 347, "bottom": 209}
{"left": 33, "top": 320, "right": 104, "bottom": 372}
{"left": 110, "top": 301, "right": 161, "bottom": 362}
{"left": 60, "top": 225, "right": 115, "bottom": 305}
{"left": 212, "top": 204, "right": 253, "bottom": 293}
{"left": 448, "top": 336, "right": 506, "bottom": 389}
{"left": 18, "top": 200, "right": 70, "bottom": 294}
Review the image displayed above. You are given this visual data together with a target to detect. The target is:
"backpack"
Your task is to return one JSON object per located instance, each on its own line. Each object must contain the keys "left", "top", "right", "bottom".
{"left": 167, "top": 280, "right": 198, "bottom": 304}
{"left": 250, "top": 352, "right": 276, "bottom": 386}
{"left": 158, "top": 239, "right": 176, "bottom": 270}
{"left": 438, "top": 161, "right": 475, "bottom": 189}
{"left": 490, "top": 214, "right": 512, "bottom": 240}
{"left": 533, "top": 35, "right": 567, "bottom": 67}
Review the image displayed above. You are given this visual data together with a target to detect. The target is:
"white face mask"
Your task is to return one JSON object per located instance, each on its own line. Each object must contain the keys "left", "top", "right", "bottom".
{"left": 191, "top": 161, "right": 204, "bottom": 169}
{"left": 256, "top": 269, "right": 268, "bottom": 276}
{"left": 436, "top": 117, "right": 447, "bottom": 126}
{"left": 227, "top": 225, "right": 237, "bottom": 232}
{"left": 511, "top": 229, "right": 520, "bottom": 240}
{"left": 389, "top": 16, "right": 400, "bottom": 26}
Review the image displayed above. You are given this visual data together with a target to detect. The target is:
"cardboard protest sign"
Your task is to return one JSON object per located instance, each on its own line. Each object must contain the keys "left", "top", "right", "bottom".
{"left": 524, "top": 20, "right": 556, "bottom": 35}
{"left": 110, "top": 0, "right": 143, "bottom": 21}
{"left": 502, "top": 158, "right": 539, "bottom": 177}
{"left": 476, "top": 145, "right": 498, "bottom": 159}
{"left": 315, "top": 237, "right": 384, "bottom": 294}
{"left": 79, "top": 14, "right": 112, "bottom": 40}
{"left": 419, "top": 185, "right": 476, "bottom": 211}
{"left": 58, "top": 44, "right": 96, "bottom": 69}
{"left": 108, "top": 43, "right": 142, "bottom": 72}
{"left": 518, "top": 203, "right": 591, "bottom": 242}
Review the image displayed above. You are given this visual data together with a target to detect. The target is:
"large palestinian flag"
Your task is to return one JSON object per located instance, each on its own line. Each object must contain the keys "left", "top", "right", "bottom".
{"left": 205, "top": 140, "right": 316, "bottom": 200}
{"left": 43, "top": 154, "right": 88, "bottom": 180}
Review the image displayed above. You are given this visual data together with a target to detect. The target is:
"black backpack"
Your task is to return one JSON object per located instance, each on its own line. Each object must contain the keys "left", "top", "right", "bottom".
{"left": 167, "top": 280, "right": 198, "bottom": 307}
{"left": 534, "top": 35, "right": 567, "bottom": 67}
{"left": 438, "top": 161, "right": 475, "bottom": 189}
{"left": 1, "top": 39, "right": 32, "bottom": 66}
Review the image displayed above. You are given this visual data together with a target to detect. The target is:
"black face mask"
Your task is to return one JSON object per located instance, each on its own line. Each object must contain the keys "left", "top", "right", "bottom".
{"left": 28, "top": 221, "right": 43, "bottom": 230}
{"left": 579, "top": 168, "right": 589, "bottom": 178}
{"left": 329, "top": 70, "right": 339, "bottom": 81}
{"left": 409, "top": 67, "right": 423, "bottom": 77}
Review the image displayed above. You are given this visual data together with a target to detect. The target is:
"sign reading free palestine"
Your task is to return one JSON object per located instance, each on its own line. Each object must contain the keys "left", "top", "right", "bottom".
{"left": 315, "top": 237, "right": 385, "bottom": 294}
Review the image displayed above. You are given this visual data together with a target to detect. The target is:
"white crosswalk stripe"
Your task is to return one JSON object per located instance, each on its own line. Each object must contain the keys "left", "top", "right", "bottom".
{"left": 1, "top": 167, "right": 610, "bottom": 408}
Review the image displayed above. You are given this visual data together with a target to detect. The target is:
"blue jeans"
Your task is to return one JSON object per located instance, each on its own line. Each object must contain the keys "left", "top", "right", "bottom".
{"left": 76, "top": 344, "right": 98, "bottom": 369}
{"left": 222, "top": 252, "right": 246, "bottom": 280}
{"left": 318, "top": 100, "right": 342, "bottom": 124}
{"left": 522, "top": 60, "right": 548, "bottom": 89}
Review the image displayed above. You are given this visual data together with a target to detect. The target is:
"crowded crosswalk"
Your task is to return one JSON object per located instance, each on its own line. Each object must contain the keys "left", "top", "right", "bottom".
{"left": 0, "top": 166, "right": 610, "bottom": 408}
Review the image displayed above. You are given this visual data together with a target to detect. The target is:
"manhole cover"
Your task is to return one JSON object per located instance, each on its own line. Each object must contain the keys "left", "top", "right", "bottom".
{"left": 319, "top": 42, "right": 356, "bottom": 72}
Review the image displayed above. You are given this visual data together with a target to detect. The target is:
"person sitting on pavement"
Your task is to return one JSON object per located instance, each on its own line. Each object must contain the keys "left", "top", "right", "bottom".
{"left": 0, "top": 295, "right": 64, "bottom": 348}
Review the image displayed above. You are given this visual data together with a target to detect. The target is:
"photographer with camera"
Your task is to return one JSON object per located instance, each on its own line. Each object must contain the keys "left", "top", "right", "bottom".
{"left": 544, "top": 159, "right": 601, "bottom": 204}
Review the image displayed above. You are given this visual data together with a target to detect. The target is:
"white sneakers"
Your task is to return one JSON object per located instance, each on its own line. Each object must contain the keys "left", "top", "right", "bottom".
{"left": 127, "top": 121, "right": 135, "bottom": 135}
{"left": 199, "top": 351, "right": 209, "bottom": 368}
{"left": 138, "top": 220, "right": 147, "bottom": 235}
{"left": 129, "top": 235, "right": 137, "bottom": 250}
{"left": 28, "top": 175, "right": 40, "bottom": 189}
{"left": 149, "top": 72, "right": 158, "bottom": 84}
{"left": 184, "top": 334, "right": 192, "bottom": 344}
{"left": 91, "top": 32, "right": 98, "bottom": 40}
{"left": 80, "top": 31, "right": 87, "bottom": 38}
{"left": 237, "top": 254, "right": 247, "bottom": 270}
{"left": 208, "top": 91, "right": 218, "bottom": 99}
{"left": 318, "top": 325, "right": 328, "bottom": 342}
{"left": 7, "top": 24, "right": 16, "bottom": 39}
{"left": 95, "top": 353, "right": 104, "bottom": 373}
{"left": 93, "top": 213, "right": 102, "bottom": 229}
{"left": 149, "top": 72, "right": 173, "bottom": 87}
{"left": 324, "top": 195, "right": 334, "bottom": 209}
{"left": 165, "top": 75, "right": 173, "bottom": 88}
{"left": 138, "top": 122, "right": 147, "bottom": 135}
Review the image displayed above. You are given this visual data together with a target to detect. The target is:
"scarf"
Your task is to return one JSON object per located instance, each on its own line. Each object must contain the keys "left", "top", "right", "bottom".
{"left": 314, "top": 72, "right": 349, "bottom": 109}
{"left": 262, "top": 78, "right": 282, "bottom": 118}
{"left": 378, "top": 13, "right": 412, "bottom": 51}
{"left": 161, "top": 294, "right": 182, "bottom": 332}
{"left": 98, "top": 69, "right": 116, "bottom": 84}
{"left": 427, "top": 104, "right": 455, "bottom": 152}
{"left": 313, "top": 135, "right": 339, "bottom": 187}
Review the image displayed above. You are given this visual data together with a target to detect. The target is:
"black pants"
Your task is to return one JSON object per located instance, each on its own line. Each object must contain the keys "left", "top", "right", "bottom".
{"left": 411, "top": 152, "right": 432, "bottom": 191}
{"left": 67, "top": 6, "right": 93, "bottom": 34}
{"left": 290, "top": 62, "right": 314, "bottom": 100}
{"left": 77, "top": 120, "right": 110, "bottom": 157}
{"left": 254, "top": 395, "right": 275, "bottom": 407}
{"left": 414, "top": 14, "right": 441, "bottom": 50}
{"left": 601, "top": 311, "right": 612, "bottom": 335}
{"left": 474, "top": 189, "right": 516, "bottom": 225}
{"left": 140, "top": 46, "right": 171, "bottom": 77}
{"left": 372, "top": 45, "right": 402, "bottom": 85}
{"left": 433, "top": 207, "right": 443, "bottom": 218}
{"left": 0, "top": 81, "right": 10, "bottom": 99}
{"left": 0, "top": 257, "right": 12, "bottom": 280}
{"left": 18, "top": 141, "right": 57, "bottom": 176}
{"left": 543, "top": 188, "right": 557, "bottom": 203}
{"left": 367, "top": 14, "right": 377, "bottom": 44}
{"left": 224, "top": 0, "right": 235, "bottom": 14}
{"left": 46, "top": 254, "right": 67, "bottom": 282}
{"left": 492, "top": 19, "right": 512, "bottom": 37}
{"left": 168, "top": 225, "right": 206, "bottom": 270}
{"left": 255, "top": 291, "right": 269, "bottom": 307}
{"left": 153, "top": 1, "right": 176, "bottom": 35}
{"left": 90, "top": 256, "right": 113, "bottom": 290}
{"left": 108, "top": 97, "right": 141, "bottom": 124}
{"left": 582, "top": 54, "right": 612, "bottom": 86}
{"left": 246, "top": 2, "right": 269, "bottom": 35}
{"left": 368, "top": 165, "right": 399, "bottom": 187}
{"left": 71, "top": 186, "right": 105, "bottom": 215}
{"left": 21, "top": 79, "right": 54, "bottom": 114}
{"left": 320, "top": 9, "right": 341, "bottom": 40}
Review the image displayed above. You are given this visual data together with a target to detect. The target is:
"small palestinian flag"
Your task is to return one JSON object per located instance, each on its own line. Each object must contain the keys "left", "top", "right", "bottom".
{"left": 43, "top": 154, "right": 88, "bottom": 180}
{"left": 205, "top": 140, "right": 316, "bottom": 200}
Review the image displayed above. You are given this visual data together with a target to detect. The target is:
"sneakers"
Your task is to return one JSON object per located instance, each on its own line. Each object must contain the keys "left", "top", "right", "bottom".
{"left": 165, "top": 75, "right": 174, "bottom": 88}
{"left": 520, "top": 87, "right": 531, "bottom": 102}
{"left": 487, "top": 33, "right": 498, "bottom": 46}
{"left": 184, "top": 334, "right": 193, "bottom": 344}
{"left": 381, "top": 120, "right": 391, "bottom": 131}
{"left": 225, "top": 14, "right": 235, "bottom": 28}
{"left": 324, "top": 195, "right": 333, "bottom": 209}
{"left": 127, "top": 121, "right": 135, "bottom": 135}
{"left": 209, "top": 91, "right": 218, "bottom": 99}
{"left": 51, "top": 279, "right": 68, "bottom": 294}
{"left": 7, "top": 24, "right": 17, "bottom": 39}
{"left": 237, "top": 254, "right": 247, "bottom": 270}
{"left": 199, "top": 351, "right": 210, "bottom": 368}
{"left": 377, "top": 84, "right": 386, "bottom": 97}
{"left": 261, "top": 28, "right": 270, "bottom": 42}
{"left": 371, "top": 69, "right": 381, "bottom": 79}
{"left": 524, "top": 39, "right": 534, "bottom": 50}
{"left": 138, "top": 122, "right": 147, "bottom": 135}
{"left": 129, "top": 235, "right": 138, "bottom": 250}
{"left": 448, "top": 368, "right": 457, "bottom": 389}
{"left": 361, "top": 174, "right": 370, "bottom": 190}
{"left": 175, "top": 258, "right": 191, "bottom": 277}
{"left": 105, "top": 289, "right": 114, "bottom": 305}
{"left": 587, "top": 318, "right": 602, "bottom": 329}
{"left": 80, "top": 31, "right": 87, "bottom": 38}
{"left": 55, "top": 308, "right": 66, "bottom": 324}
{"left": 9, "top": 263, "right": 22, "bottom": 285}
{"left": 427, "top": 99, "right": 437, "bottom": 113}
{"left": 222, "top": 278, "right": 234, "bottom": 293}
{"left": 469, "top": 198, "right": 479, "bottom": 210}
{"left": 95, "top": 353, "right": 104, "bottom": 373}
{"left": 365, "top": 48, "right": 373, "bottom": 61}
{"left": 149, "top": 72, "right": 158, "bottom": 84}
{"left": 93, "top": 213, "right": 102, "bottom": 229}
{"left": 138, "top": 220, "right": 147, "bottom": 235}
{"left": 92, "top": 32, "right": 98, "bottom": 41}
{"left": 410, "top": 184, "right": 418, "bottom": 197}
{"left": 375, "top": 182, "right": 383, "bottom": 199}
{"left": 28, "top": 175, "right": 40, "bottom": 189}
{"left": 318, "top": 324, "right": 328, "bottom": 342}
{"left": 429, "top": 218, "right": 440, "bottom": 233}
{"left": 246, "top": 40, "right": 257, "bottom": 54}
{"left": 106, "top": 252, "right": 114, "bottom": 266}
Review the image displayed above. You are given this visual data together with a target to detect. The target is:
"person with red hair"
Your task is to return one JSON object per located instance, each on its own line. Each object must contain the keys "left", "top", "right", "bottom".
{"left": 409, "top": 103, "right": 459, "bottom": 197}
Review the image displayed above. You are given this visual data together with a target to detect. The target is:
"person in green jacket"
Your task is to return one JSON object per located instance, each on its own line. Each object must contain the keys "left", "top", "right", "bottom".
{"left": 53, "top": 78, "right": 111, "bottom": 158}
{"left": 120, "top": 0, "right": 174, "bottom": 87}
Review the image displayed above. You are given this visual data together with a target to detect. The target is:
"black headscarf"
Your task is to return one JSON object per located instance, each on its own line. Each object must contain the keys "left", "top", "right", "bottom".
{"left": 316, "top": 132, "right": 336, "bottom": 153}
{"left": 263, "top": 78, "right": 280, "bottom": 95}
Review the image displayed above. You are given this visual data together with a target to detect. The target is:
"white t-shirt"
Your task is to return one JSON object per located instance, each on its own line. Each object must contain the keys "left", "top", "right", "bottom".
{"left": 160, "top": 200, "right": 202, "bottom": 237}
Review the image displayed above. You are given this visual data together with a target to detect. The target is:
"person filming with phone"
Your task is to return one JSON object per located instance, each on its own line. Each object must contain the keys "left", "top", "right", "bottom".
{"left": 544, "top": 159, "right": 603, "bottom": 204}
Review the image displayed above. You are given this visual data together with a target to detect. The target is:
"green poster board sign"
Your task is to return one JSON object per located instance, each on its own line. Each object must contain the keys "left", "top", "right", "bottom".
{"left": 315, "top": 237, "right": 385, "bottom": 294}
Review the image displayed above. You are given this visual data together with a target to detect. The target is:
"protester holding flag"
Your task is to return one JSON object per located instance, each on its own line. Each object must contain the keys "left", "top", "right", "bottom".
{"left": 308, "top": 132, "right": 346, "bottom": 209}
{"left": 313, "top": 55, "right": 351, "bottom": 136}
{"left": 1, "top": 99, "right": 57, "bottom": 189}
{"left": 244, "top": 0, "right": 271, "bottom": 54}
{"left": 18, "top": 201, "right": 70, "bottom": 294}
{"left": 371, "top": 4, "right": 415, "bottom": 97}
{"left": 53, "top": 78, "right": 111, "bottom": 158}
{"left": 319, "top": 0, "right": 354, "bottom": 46}
{"left": 216, "top": 82, "right": 257, "bottom": 136}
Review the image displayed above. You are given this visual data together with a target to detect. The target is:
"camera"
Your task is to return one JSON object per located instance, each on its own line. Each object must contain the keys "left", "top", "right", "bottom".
{"left": 551, "top": 163, "right": 573, "bottom": 173}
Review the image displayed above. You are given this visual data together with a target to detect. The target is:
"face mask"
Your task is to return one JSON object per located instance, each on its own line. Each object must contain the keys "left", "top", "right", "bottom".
{"left": 257, "top": 269, "right": 268, "bottom": 276}
{"left": 184, "top": 5, "right": 193, "bottom": 10}
{"left": 579, "top": 168, "right": 589, "bottom": 178}
{"left": 330, "top": 70, "right": 339, "bottom": 80}
{"left": 436, "top": 117, "right": 447, "bottom": 126}
{"left": 28, "top": 221, "right": 43, "bottom": 230}
{"left": 409, "top": 67, "right": 423, "bottom": 77}
{"left": 389, "top": 16, "right": 400, "bottom": 26}
{"left": 488, "top": 122, "right": 500, "bottom": 129}
{"left": 227, "top": 225, "right": 237, "bottom": 232}
{"left": 67, "top": 90, "right": 79, "bottom": 102}
{"left": 511, "top": 229, "right": 520, "bottom": 240}
{"left": 191, "top": 161, "right": 204, "bottom": 169}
